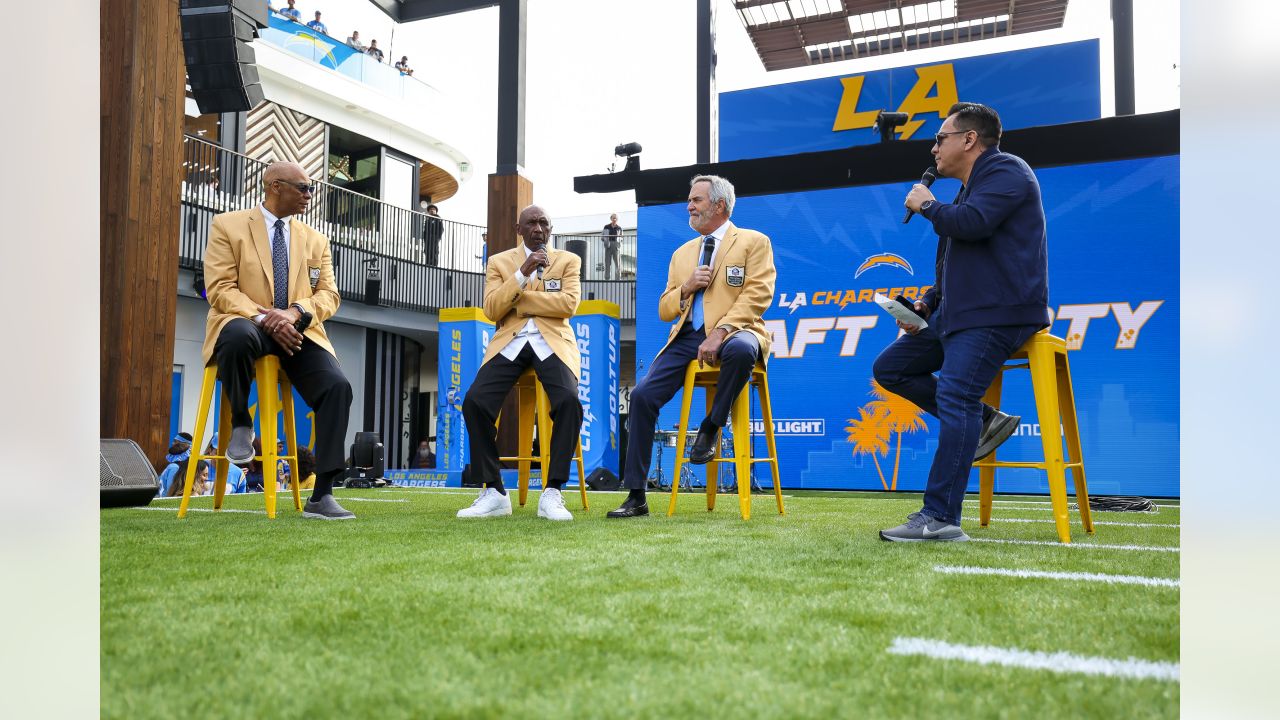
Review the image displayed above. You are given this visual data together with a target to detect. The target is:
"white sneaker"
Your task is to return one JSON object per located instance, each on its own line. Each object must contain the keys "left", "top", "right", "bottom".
{"left": 537, "top": 487, "right": 573, "bottom": 521}
{"left": 456, "top": 487, "right": 512, "bottom": 518}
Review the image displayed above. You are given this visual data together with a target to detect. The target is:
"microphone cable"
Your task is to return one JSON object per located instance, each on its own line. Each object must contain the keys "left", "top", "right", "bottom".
{"left": 1071, "top": 496, "right": 1157, "bottom": 513}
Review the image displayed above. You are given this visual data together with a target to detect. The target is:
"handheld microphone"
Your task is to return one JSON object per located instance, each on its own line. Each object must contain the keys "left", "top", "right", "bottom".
{"left": 699, "top": 236, "right": 715, "bottom": 267}
{"left": 902, "top": 166, "right": 938, "bottom": 224}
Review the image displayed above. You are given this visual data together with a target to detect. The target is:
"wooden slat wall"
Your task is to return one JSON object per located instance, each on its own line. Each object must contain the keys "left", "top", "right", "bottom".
{"left": 101, "top": 0, "right": 185, "bottom": 467}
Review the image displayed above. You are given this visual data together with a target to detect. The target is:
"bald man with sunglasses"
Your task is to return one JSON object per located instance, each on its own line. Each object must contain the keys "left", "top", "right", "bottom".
{"left": 201, "top": 161, "right": 355, "bottom": 520}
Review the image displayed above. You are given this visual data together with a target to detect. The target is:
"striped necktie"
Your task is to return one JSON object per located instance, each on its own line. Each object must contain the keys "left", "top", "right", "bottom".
{"left": 272, "top": 219, "right": 289, "bottom": 309}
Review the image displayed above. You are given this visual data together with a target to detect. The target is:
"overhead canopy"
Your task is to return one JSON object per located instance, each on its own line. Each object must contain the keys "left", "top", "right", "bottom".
{"left": 733, "top": 0, "right": 1071, "bottom": 71}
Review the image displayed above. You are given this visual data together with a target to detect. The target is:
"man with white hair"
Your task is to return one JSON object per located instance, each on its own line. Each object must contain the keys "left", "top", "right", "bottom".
{"left": 608, "top": 175, "right": 776, "bottom": 518}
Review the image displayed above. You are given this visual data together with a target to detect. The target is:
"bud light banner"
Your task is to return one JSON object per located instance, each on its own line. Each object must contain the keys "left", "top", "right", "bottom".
{"left": 719, "top": 40, "right": 1100, "bottom": 161}
{"left": 635, "top": 154, "right": 1179, "bottom": 497}
{"left": 437, "top": 307, "right": 493, "bottom": 476}
{"left": 570, "top": 301, "right": 622, "bottom": 481}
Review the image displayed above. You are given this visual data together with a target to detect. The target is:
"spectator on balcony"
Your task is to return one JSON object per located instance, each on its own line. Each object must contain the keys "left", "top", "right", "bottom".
{"left": 602, "top": 213, "right": 622, "bottom": 280}
{"left": 279, "top": 0, "right": 301, "bottom": 22}
{"left": 422, "top": 203, "right": 443, "bottom": 266}
{"left": 394, "top": 56, "right": 415, "bottom": 76}
{"left": 366, "top": 39, "right": 384, "bottom": 63}
{"left": 346, "top": 30, "right": 366, "bottom": 52}
{"left": 306, "top": 11, "right": 327, "bottom": 35}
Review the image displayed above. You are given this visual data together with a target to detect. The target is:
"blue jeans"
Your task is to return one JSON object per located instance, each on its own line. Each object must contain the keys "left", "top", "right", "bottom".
{"left": 623, "top": 324, "right": 761, "bottom": 490}
{"left": 873, "top": 323, "right": 1040, "bottom": 524}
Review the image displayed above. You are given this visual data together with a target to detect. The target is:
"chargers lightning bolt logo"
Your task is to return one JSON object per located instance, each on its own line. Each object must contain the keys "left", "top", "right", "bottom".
{"left": 854, "top": 253, "right": 914, "bottom": 279}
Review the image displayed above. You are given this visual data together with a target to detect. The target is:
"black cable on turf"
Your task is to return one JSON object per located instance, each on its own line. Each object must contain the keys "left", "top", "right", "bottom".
{"left": 1070, "top": 496, "right": 1156, "bottom": 512}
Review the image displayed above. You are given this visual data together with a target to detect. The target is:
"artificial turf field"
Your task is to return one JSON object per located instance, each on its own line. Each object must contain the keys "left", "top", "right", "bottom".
{"left": 101, "top": 488, "right": 1179, "bottom": 719}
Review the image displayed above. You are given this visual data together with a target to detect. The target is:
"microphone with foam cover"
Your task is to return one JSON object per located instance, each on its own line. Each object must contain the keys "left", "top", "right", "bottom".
{"left": 903, "top": 166, "right": 938, "bottom": 224}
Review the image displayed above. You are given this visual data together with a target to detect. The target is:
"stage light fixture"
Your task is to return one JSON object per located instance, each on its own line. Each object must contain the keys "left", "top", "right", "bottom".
{"left": 874, "top": 111, "right": 909, "bottom": 143}
{"left": 614, "top": 142, "right": 643, "bottom": 172}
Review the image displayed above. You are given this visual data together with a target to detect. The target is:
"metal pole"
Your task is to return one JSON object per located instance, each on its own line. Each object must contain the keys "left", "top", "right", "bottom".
{"left": 1112, "top": 0, "right": 1136, "bottom": 115}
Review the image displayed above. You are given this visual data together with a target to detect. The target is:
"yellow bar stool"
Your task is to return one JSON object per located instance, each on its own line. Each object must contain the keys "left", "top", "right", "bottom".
{"left": 178, "top": 355, "right": 301, "bottom": 519}
{"left": 669, "top": 361, "right": 784, "bottom": 520}
{"left": 973, "top": 330, "right": 1094, "bottom": 543}
{"left": 496, "top": 368, "right": 588, "bottom": 511}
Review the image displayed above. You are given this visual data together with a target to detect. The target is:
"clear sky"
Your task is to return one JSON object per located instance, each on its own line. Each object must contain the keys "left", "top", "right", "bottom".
{"left": 301, "top": 0, "right": 1179, "bottom": 225}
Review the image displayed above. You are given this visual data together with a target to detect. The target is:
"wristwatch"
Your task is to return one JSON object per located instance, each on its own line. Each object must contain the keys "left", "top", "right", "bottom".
{"left": 290, "top": 303, "right": 313, "bottom": 332}
{"left": 920, "top": 199, "right": 937, "bottom": 214}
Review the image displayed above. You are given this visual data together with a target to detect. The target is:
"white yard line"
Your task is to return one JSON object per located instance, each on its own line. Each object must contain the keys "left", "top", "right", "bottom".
{"left": 970, "top": 538, "right": 1179, "bottom": 553}
{"left": 965, "top": 518, "right": 1179, "bottom": 528}
{"left": 933, "top": 564, "right": 1179, "bottom": 588}
{"left": 131, "top": 506, "right": 265, "bottom": 515}
{"left": 331, "top": 497, "right": 407, "bottom": 503}
{"left": 886, "top": 637, "right": 1179, "bottom": 682}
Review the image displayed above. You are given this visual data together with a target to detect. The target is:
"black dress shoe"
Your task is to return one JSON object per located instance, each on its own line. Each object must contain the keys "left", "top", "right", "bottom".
{"left": 606, "top": 496, "right": 649, "bottom": 518}
{"left": 688, "top": 426, "right": 719, "bottom": 465}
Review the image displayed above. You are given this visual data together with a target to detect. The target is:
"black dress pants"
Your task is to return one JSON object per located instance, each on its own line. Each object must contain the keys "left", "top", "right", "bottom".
{"left": 213, "top": 318, "right": 353, "bottom": 475}
{"left": 462, "top": 343, "right": 583, "bottom": 486}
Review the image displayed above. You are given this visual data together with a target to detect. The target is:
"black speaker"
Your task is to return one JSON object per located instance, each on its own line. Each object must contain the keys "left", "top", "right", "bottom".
{"left": 586, "top": 467, "right": 621, "bottom": 491}
{"left": 346, "top": 431, "right": 384, "bottom": 487}
{"left": 564, "top": 239, "right": 588, "bottom": 278}
{"left": 100, "top": 439, "right": 159, "bottom": 508}
{"left": 180, "top": 0, "right": 268, "bottom": 114}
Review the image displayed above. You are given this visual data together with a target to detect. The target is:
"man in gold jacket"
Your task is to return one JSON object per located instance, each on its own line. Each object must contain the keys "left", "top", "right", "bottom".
{"left": 608, "top": 174, "right": 776, "bottom": 518}
{"left": 202, "top": 161, "right": 355, "bottom": 520}
{"left": 457, "top": 205, "right": 584, "bottom": 521}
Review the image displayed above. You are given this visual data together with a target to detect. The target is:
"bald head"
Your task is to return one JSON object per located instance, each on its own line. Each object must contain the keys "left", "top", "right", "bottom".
{"left": 262, "top": 161, "right": 313, "bottom": 218}
{"left": 515, "top": 204, "right": 552, "bottom": 251}
{"left": 264, "top": 161, "right": 307, "bottom": 184}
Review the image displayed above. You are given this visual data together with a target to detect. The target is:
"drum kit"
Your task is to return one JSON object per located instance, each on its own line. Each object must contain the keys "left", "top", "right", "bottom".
{"left": 647, "top": 424, "right": 749, "bottom": 493}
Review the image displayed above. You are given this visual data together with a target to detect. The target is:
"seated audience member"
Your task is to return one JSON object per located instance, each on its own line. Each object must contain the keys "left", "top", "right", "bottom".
{"left": 409, "top": 439, "right": 435, "bottom": 469}
{"left": 297, "top": 446, "right": 318, "bottom": 490}
{"left": 280, "top": 0, "right": 301, "bottom": 21}
{"left": 394, "top": 56, "right": 414, "bottom": 76}
{"left": 366, "top": 39, "right": 384, "bottom": 63}
{"left": 155, "top": 432, "right": 194, "bottom": 495}
{"left": 346, "top": 30, "right": 366, "bottom": 51}
{"left": 165, "top": 459, "right": 211, "bottom": 497}
{"left": 306, "top": 11, "right": 327, "bottom": 35}
{"left": 202, "top": 434, "right": 247, "bottom": 495}
{"left": 243, "top": 438, "right": 265, "bottom": 493}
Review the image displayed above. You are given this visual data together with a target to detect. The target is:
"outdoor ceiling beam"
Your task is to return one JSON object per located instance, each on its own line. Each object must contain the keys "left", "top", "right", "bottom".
{"left": 398, "top": 0, "right": 500, "bottom": 22}
{"left": 367, "top": 0, "right": 402, "bottom": 21}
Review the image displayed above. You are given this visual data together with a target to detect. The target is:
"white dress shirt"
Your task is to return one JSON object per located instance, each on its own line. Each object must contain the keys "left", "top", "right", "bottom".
{"left": 260, "top": 204, "right": 290, "bottom": 263}
{"left": 696, "top": 221, "right": 728, "bottom": 268}
{"left": 499, "top": 244, "right": 555, "bottom": 362}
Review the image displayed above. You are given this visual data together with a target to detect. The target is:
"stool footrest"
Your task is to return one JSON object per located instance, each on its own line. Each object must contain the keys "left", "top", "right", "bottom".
{"left": 974, "top": 461, "right": 1084, "bottom": 469}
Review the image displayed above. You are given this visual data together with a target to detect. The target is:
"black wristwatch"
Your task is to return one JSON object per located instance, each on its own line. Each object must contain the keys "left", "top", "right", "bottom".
{"left": 290, "top": 303, "right": 313, "bottom": 332}
{"left": 920, "top": 199, "right": 937, "bottom": 214}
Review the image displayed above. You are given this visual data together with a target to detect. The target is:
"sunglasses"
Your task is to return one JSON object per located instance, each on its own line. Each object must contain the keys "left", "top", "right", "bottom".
{"left": 934, "top": 130, "right": 972, "bottom": 145}
{"left": 276, "top": 180, "right": 317, "bottom": 194}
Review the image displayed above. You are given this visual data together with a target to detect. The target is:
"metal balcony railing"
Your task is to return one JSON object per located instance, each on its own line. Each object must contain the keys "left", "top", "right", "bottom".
{"left": 179, "top": 135, "right": 636, "bottom": 319}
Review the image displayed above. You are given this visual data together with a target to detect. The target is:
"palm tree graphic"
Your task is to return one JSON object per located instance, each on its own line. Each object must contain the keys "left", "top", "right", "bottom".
{"left": 845, "top": 407, "right": 890, "bottom": 490}
{"left": 866, "top": 380, "right": 928, "bottom": 491}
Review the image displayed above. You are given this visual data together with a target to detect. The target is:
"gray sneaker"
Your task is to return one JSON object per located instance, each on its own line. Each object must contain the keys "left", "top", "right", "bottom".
{"left": 974, "top": 410, "right": 1020, "bottom": 461}
{"left": 225, "top": 425, "right": 256, "bottom": 465}
{"left": 302, "top": 494, "right": 356, "bottom": 520}
{"left": 879, "top": 512, "right": 969, "bottom": 542}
